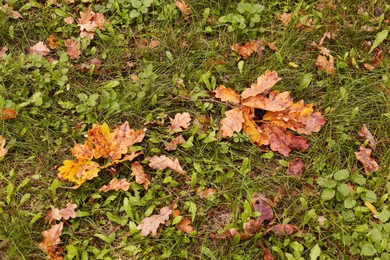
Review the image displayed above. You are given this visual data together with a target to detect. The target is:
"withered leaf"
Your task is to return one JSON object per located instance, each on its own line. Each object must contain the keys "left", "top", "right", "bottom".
{"left": 296, "top": 18, "right": 314, "bottom": 31}
{"left": 99, "top": 178, "right": 131, "bottom": 192}
{"left": 358, "top": 125, "right": 376, "bottom": 149}
{"left": 0, "top": 4, "right": 22, "bottom": 19}
{"left": 45, "top": 202, "right": 78, "bottom": 224}
{"left": 263, "top": 224, "right": 300, "bottom": 236}
{"left": 64, "top": 16, "right": 74, "bottom": 24}
{"left": 0, "top": 46, "right": 8, "bottom": 60}
{"left": 252, "top": 193, "right": 274, "bottom": 223}
{"left": 77, "top": 8, "right": 107, "bottom": 39}
{"left": 58, "top": 159, "right": 101, "bottom": 189}
{"left": 278, "top": 13, "right": 293, "bottom": 26}
{"left": 169, "top": 112, "right": 191, "bottom": 133}
{"left": 0, "top": 107, "right": 17, "bottom": 120}
{"left": 131, "top": 161, "right": 150, "bottom": 190}
{"left": 64, "top": 39, "right": 80, "bottom": 60}
{"left": 0, "top": 136, "right": 8, "bottom": 158}
{"left": 137, "top": 206, "right": 172, "bottom": 236}
{"left": 29, "top": 42, "right": 50, "bottom": 57}
{"left": 287, "top": 158, "right": 306, "bottom": 179}
{"left": 219, "top": 108, "right": 244, "bottom": 137}
{"left": 80, "top": 58, "right": 102, "bottom": 73}
{"left": 147, "top": 155, "right": 187, "bottom": 178}
{"left": 175, "top": 0, "right": 191, "bottom": 20}
{"left": 178, "top": 218, "right": 194, "bottom": 234}
{"left": 354, "top": 145, "right": 379, "bottom": 174}
{"left": 241, "top": 70, "right": 281, "bottom": 99}
{"left": 242, "top": 91, "right": 293, "bottom": 112}
{"left": 48, "top": 35, "right": 59, "bottom": 49}
{"left": 315, "top": 54, "right": 336, "bottom": 75}
{"left": 215, "top": 85, "right": 241, "bottom": 105}
{"left": 165, "top": 135, "right": 185, "bottom": 151}
{"left": 39, "top": 222, "right": 64, "bottom": 260}
{"left": 231, "top": 40, "right": 260, "bottom": 59}
{"left": 198, "top": 188, "right": 216, "bottom": 199}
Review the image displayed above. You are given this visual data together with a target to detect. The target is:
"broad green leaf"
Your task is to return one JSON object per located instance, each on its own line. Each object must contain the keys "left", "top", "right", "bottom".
{"left": 369, "top": 29, "right": 388, "bottom": 54}
{"left": 94, "top": 233, "right": 114, "bottom": 244}
{"left": 377, "top": 209, "right": 390, "bottom": 223}
{"left": 107, "top": 212, "right": 128, "bottom": 225}
{"left": 200, "top": 246, "right": 216, "bottom": 260}
{"left": 321, "top": 188, "right": 335, "bottom": 201}
{"left": 361, "top": 243, "right": 376, "bottom": 256}
{"left": 310, "top": 244, "right": 321, "bottom": 260}
{"left": 344, "top": 197, "right": 356, "bottom": 209}
{"left": 333, "top": 169, "right": 349, "bottom": 180}
{"left": 102, "top": 80, "right": 120, "bottom": 90}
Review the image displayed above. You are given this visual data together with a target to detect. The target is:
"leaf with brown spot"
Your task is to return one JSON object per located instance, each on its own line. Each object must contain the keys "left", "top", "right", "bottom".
{"left": 147, "top": 155, "right": 188, "bottom": 178}
{"left": 0, "top": 136, "right": 8, "bottom": 158}
{"left": 358, "top": 125, "right": 376, "bottom": 149}
{"left": 0, "top": 46, "right": 8, "bottom": 60}
{"left": 169, "top": 112, "right": 191, "bottom": 133}
{"left": 198, "top": 188, "right": 216, "bottom": 199}
{"left": 241, "top": 70, "right": 281, "bottom": 99}
{"left": 99, "top": 178, "right": 131, "bottom": 192}
{"left": 219, "top": 108, "right": 244, "bottom": 137}
{"left": 231, "top": 40, "right": 260, "bottom": 59}
{"left": 137, "top": 206, "right": 172, "bottom": 236}
{"left": 175, "top": 0, "right": 191, "bottom": 20}
{"left": 354, "top": 145, "right": 379, "bottom": 174}
{"left": 287, "top": 158, "right": 306, "bottom": 179}
{"left": 131, "top": 161, "right": 149, "bottom": 190}
{"left": 39, "top": 222, "right": 64, "bottom": 260}
{"left": 278, "top": 13, "right": 293, "bottom": 26}
{"left": 214, "top": 85, "right": 241, "bottom": 105}
{"left": 64, "top": 39, "right": 80, "bottom": 60}
{"left": 165, "top": 135, "right": 185, "bottom": 151}
{"left": 252, "top": 193, "right": 274, "bottom": 223}
{"left": 242, "top": 91, "right": 293, "bottom": 112}
{"left": 29, "top": 42, "right": 50, "bottom": 57}
{"left": 0, "top": 107, "right": 17, "bottom": 120}
{"left": 48, "top": 35, "right": 59, "bottom": 49}
{"left": 263, "top": 224, "right": 300, "bottom": 236}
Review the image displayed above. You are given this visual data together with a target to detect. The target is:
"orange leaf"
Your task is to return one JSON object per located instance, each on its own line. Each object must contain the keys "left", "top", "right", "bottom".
{"left": 242, "top": 91, "right": 293, "bottom": 112}
{"left": 219, "top": 108, "right": 244, "bottom": 137}
{"left": 241, "top": 70, "right": 281, "bottom": 99}
{"left": 175, "top": 0, "right": 191, "bottom": 20}
{"left": 77, "top": 8, "right": 107, "bottom": 39}
{"left": 147, "top": 155, "right": 187, "bottom": 178}
{"left": 214, "top": 85, "right": 241, "bottom": 105}
{"left": 39, "top": 222, "right": 64, "bottom": 260}
{"left": 29, "top": 42, "right": 50, "bottom": 57}
{"left": 315, "top": 54, "right": 336, "bottom": 75}
{"left": 137, "top": 206, "right": 172, "bottom": 236}
{"left": 48, "top": 35, "right": 59, "bottom": 49}
{"left": 358, "top": 124, "right": 376, "bottom": 149}
{"left": 131, "top": 161, "right": 150, "bottom": 190}
{"left": 0, "top": 46, "right": 8, "bottom": 60}
{"left": 99, "top": 178, "right": 131, "bottom": 192}
{"left": 354, "top": 145, "right": 379, "bottom": 174}
{"left": 264, "top": 224, "right": 300, "bottom": 236}
{"left": 169, "top": 112, "right": 191, "bottom": 133}
{"left": 58, "top": 159, "right": 101, "bottom": 189}
{"left": 164, "top": 135, "right": 185, "bottom": 151}
{"left": 0, "top": 107, "right": 17, "bottom": 120}
{"left": 64, "top": 39, "right": 80, "bottom": 60}
{"left": 242, "top": 107, "right": 265, "bottom": 145}
{"left": 0, "top": 135, "right": 8, "bottom": 158}
{"left": 278, "top": 13, "right": 293, "bottom": 26}
{"left": 231, "top": 40, "right": 260, "bottom": 59}
{"left": 45, "top": 202, "right": 77, "bottom": 224}
{"left": 177, "top": 218, "right": 194, "bottom": 234}
{"left": 287, "top": 158, "right": 306, "bottom": 179}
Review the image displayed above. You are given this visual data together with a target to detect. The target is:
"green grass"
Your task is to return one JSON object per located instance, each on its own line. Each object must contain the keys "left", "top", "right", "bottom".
{"left": 0, "top": 0, "right": 389, "bottom": 259}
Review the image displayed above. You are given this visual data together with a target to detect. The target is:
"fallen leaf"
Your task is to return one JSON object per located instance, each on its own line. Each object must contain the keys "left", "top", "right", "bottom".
{"left": 77, "top": 8, "right": 107, "bottom": 39}
{"left": 358, "top": 125, "right": 376, "bottom": 149}
{"left": 64, "top": 39, "right": 80, "bottom": 60}
{"left": 242, "top": 218, "right": 263, "bottom": 239}
{"left": 263, "top": 224, "right": 300, "bottom": 236}
{"left": 287, "top": 158, "right": 306, "bottom": 179}
{"left": 58, "top": 159, "right": 101, "bottom": 189}
{"left": 0, "top": 46, "right": 8, "bottom": 60}
{"left": 0, "top": 4, "right": 22, "bottom": 19}
{"left": 175, "top": 0, "right": 191, "bottom": 20}
{"left": 147, "top": 155, "right": 188, "bottom": 178}
{"left": 241, "top": 70, "right": 281, "bottom": 99}
{"left": 0, "top": 136, "right": 8, "bottom": 158}
{"left": 169, "top": 112, "right": 191, "bottom": 132}
{"left": 131, "top": 161, "right": 150, "bottom": 190}
{"left": 198, "top": 188, "right": 216, "bottom": 199}
{"left": 296, "top": 18, "right": 314, "bottom": 31}
{"left": 39, "top": 222, "right": 64, "bottom": 260}
{"left": 219, "top": 108, "right": 245, "bottom": 137}
{"left": 251, "top": 193, "right": 274, "bottom": 223}
{"left": 48, "top": 35, "right": 59, "bottom": 49}
{"left": 64, "top": 16, "right": 74, "bottom": 24}
{"left": 0, "top": 107, "right": 17, "bottom": 120}
{"left": 45, "top": 202, "right": 78, "bottom": 224}
{"left": 215, "top": 85, "right": 241, "bottom": 105}
{"left": 364, "top": 63, "right": 375, "bottom": 70}
{"left": 319, "top": 32, "right": 332, "bottom": 45}
{"left": 231, "top": 40, "right": 260, "bottom": 59}
{"left": 80, "top": 58, "right": 102, "bottom": 72}
{"left": 242, "top": 91, "right": 293, "bottom": 112}
{"left": 99, "top": 178, "right": 131, "bottom": 192}
{"left": 135, "top": 38, "right": 160, "bottom": 49}
{"left": 29, "top": 42, "right": 50, "bottom": 57}
{"left": 278, "top": 13, "right": 293, "bottom": 26}
{"left": 316, "top": 0, "right": 337, "bottom": 10}
{"left": 315, "top": 54, "right": 336, "bottom": 75}
{"left": 354, "top": 145, "right": 379, "bottom": 174}
{"left": 165, "top": 135, "right": 185, "bottom": 151}
{"left": 137, "top": 206, "right": 172, "bottom": 236}
{"left": 178, "top": 218, "right": 194, "bottom": 234}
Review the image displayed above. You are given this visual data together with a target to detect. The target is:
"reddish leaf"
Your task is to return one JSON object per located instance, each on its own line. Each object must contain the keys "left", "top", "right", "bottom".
{"left": 241, "top": 71, "right": 281, "bottom": 99}
{"left": 278, "top": 13, "right": 293, "bottom": 26}
{"left": 0, "top": 135, "right": 8, "bottom": 158}
{"left": 215, "top": 85, "right": 241, "bottom": 105}
{"left": 165, "top": 135, "right": 185, "bottom": 151}
{"left": 64, "top": 39, "right": 80, "bottom": 60}
{"left": 39, "top": 222, "right": 64, "bottom": 260}
{"left": 169, "top": 112, "right": 191, "bottom": 133}
{"left": 178, "top": 218, "right": 194, "bottom": 234}
{"left": 99, "top": 178, "right": 131, "bottom": 192}
{"left": 252, "top": 193, "right": 274, "bottom": 223}
{"left": 219, "top": 108, "right": 244, "bottom": 137}
{"left": 77, "top": 8, "right": 107, "bottom": 39}
{"left": 354, "top": 145, "right": 379, "bottom": 174}
{"left": 131, "top": 161, "right": 150, "bottom": 190}
{"left": 29, "top": 42, "right": 50, "bottom": 57}
{"left": 0, "top": 107, "right": 17, "bottom": 120}
{"left": 137, "top": 206, "right": 172, "bottom": 236}
{"left": 263, "top": 224, "right": 300, "bottom": 236}
{"left": 358, "top": 124, "right": 376, "bottom": 149}
{"left": 242, "top": 91, "right": 293, "bottom": 112}
{"left": 80, "top": 58, "right": 102, "bottom": 73}
{"left": 231, "top": 40, "right": 260, "bottom": 59}
{"left": 175, "top": 0, "right": 191, "bottom": 20}
{"left": 287, "top": 158, "right": 306, "bottom": 179}
{"left": 0, "top": 46, "right": 8, "bottom": 60}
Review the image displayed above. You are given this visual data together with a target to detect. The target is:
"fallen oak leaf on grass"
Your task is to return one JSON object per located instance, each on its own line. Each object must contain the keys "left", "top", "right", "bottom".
{"left": 358, "top": 124, "right": 376, "bottom": 149}
{"left": 29, "top": 42, "right": 50, "bottom": 57}
{"left": 354, "top": 145, "right": 379, "bottom": 175}
{"left": 137, "top": 206, "right": 172, "bottom": 236}
{"left": 164, "top": 135, "right": 185, "bottom": 151}
{"left": 131, "top": 161, "right": 150, "bottom": 190}
{"left": 99, "top": 178, "right": 131, "bottom": 192}
{"left": 39, "top": 222, "right": 64, "bottom": 260}
{"left": 45, "top": 202, "right": 77, "bottom": 224}
{"left": 175, "top": 0, "right": 191, "bottom": 20}
{"left": 287, "top": 158, "right": 306, "bottom": 179}
{"left": 147, "top": 155, "right": 189, "bottom": 180}
{"left": 64, "top": 39, "right": 80, "bottom": 60}
{"left": 169, "top": 112, "right": 191, "bottom": 133}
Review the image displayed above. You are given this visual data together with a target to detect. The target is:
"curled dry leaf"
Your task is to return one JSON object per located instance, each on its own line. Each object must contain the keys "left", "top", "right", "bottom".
{"left": 287, "top": 158, "right": 306, "bottom": 179}
{"left": 169, "top": 112, "right": 191, "bottom": 132}
{"left": 64, "top": 39, "right": 80, "bottom": 60}
{"left": 99, "top": 178, "right": 131, "bottom": 192}
{"left": 0, "top": 135, "right": 8, "bottom": 158}
{"left": 358, "top": 124, "right": 376, "bottom": 149}
{"left": 0, "top": 4, "right": 22, "bottom": 19}
{"left": 137, "top": 206, "right": 172, "bottom": 236}
{"left": 0, "top": 107, "right": 17, "bottom": 120}
{"left": 48, "top": 35, "right": 59, "bottom": 49}
{"left": 178, "top": 218, "right": 194, "bottom": 234}
{"left": 147, "top": 155, "right": 188, "bottom": 178}
{"left": 0, "top": 46, "right": 8, "bottom": 60}
{"left": 354, "top": 145, "right": 379, "bottom": 174}
{"left": 131, "top": 161, "right": 150, "bottom": 190}
{"left": 39, "top": 222, "right": 64, "bottom": 260}
{"left": 198, "top": 188, "right": 216, "bottom": 199}
{"left": 315, "top": 54, "right": 336, "bottom": 75}
{"left": 215, "top": 85, "right": 241, "bottom": 105}
{"left": 263, "top": 224, "right": 300, "bottom": 236}
{"left": 231, "top": 40, "right": 260, "bottom": 59}
{"left": 77, "top": 8, "right": 107, "bottom": 39}
{"left": 45, "top": 202, "right": 78, "bottom": 224}
{"left": 165, "top": 135, "right": 185, "bottom": 151}
{"left": 175, "top": 0, "right": 191, "bottom": 20}
{"left": 29, "top": 42, "right": 50, "bottom": 57}
{"left": 80, "top": 58, "right": 102, "bottom": 73}
{"left": 278, "top": 13, "right": 293, "bottom": 26}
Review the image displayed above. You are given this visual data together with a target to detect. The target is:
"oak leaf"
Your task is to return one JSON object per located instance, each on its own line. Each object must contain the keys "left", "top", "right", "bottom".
{"left": 242, "top": 91, "right": 293, "bottom": 112}
{"left": 64, "top": 39, "right": 80, "bottom": 60}
{"left": 137, "top": 206, "right": 172, "bottom": 236}
{"left": 354, "top": 145, "right": 379, "bottom": 174}
{"left": 215, "top": 85, "right": 241, "bottom": 105}
{"left": 241, "top": 70, "right": 281, "bottom": 99}
{"left": 315, "top": 54, "right": 336, "bottom": 75}
{"left": 175, "top": 0, "right": 191, "bottom": 20}
{"left": 0, "top": 107, "right": 17, "bottom": 120}
{"left": 0, "top": 4, "right": 22, "bottom": 19}
{"left": 219, "top": 108, "right": 244, "bottom": 137}
{"left": 178, "top": 218, "right": 194, "bottom": 234}
{"left": 48, "top": 35, "right": 59, "bottom": 49}
{"left": 29, "top": 42, "right": 50, "bottom": 57}
{"left": 77, "top": 8, "right": 107, "bottom": 39}
{"left": 263, "top": 224, "right": 300, "bottom": 236}
{"left": 278, "top": 13, "right": 293, "bottom": 26}
{"left": 58, "top": 159, "right": 101, "bottom": 189}
{"left": 0, "top": 136, "right": 8, "bottom": 158}
{"left": 147, "top": 155, "right": 187, "bottom": 178}
{"left": 358, "top": 125, "right": 376, "bottom": 149}
{"left": 287, "top": 158, "right": 306, "bottom": 179}
{"left": 231, "top": 40, "right": 260, "bottom": 59}
{"left": 39, "top": 222, "right": 64, "bottom": 260}
{"left": 99, "top": 178, "right": 131, "bottom": 192}
{"left": 198, "top": 188, "right": 216, "bottom": 199}
{"left": 0, "top": 46, "right": 8, "bottom": 60}
{"left": 45, "top": 202, "right": 78, "bottom": 224}
{"left": 165, "top": 135, "right": 185, "bottom": 151}
{"left": 131, "top": 161, "right": 149, "bottom": 190}
{"left": 169, "top": 112, "right": 191, "bottom": 132}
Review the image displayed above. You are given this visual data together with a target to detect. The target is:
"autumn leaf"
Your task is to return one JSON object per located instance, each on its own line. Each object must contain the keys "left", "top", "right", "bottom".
{"left": 165, "top": 135, "right": 185, "bottom": 151}
{"left": 45, "top": 202, "right": 77, "bottom": 224}
{"left": 58, "top": 159, "right": 101, "bottom": 189}
{"left": 0, "top": 135, "right": 8, "bottom": 158}
{"left": 219, "top": 108, "right": 244, "bottom": 137}
{"left": 137, "top": 206, "right": 172, "bottom": 236}
{"left": 296, "top": 17, "right": 314, "bottom": 31}
{"left": 231, "top": 40, "right": 260, "bottom": 59}
{"left": 252, "top": 193, "right": 274, "bottom": 223}
{"left": 39, "top": 222, "right": 64, "bottom": 260}
{"left": 178, "top": 218, "right": 194, "bottom": 234}
{"left": 77, "top": 8, "right": 107, "bottom": 39}
{"left": 99, "top": 178, "right": 131, "bottom": 192}
{"left": 242, "top": 91, "right": 293, "bottom": 112}
{"left": 354, "top": 145, "right": 379, "bottom": 174}
{"left": 358, "top": 124, "right": 376, "bottom": 149}
{"left": 0, "top": 46, "right": 8, "bottom": 60}
{"left": 315, "top": 54, "right": 336, "bottom": 75}
{"left": 175, "top": 0, "right": 191, "bottom": 20}
{"left": 135, "top": 38, "right": 160, "bottom": 49}
{"left": 287, "top": 158, "right": 306, "bottom": 179}
{"left": 80, "top": 58, "right": 102, "bottom": 73}
{"left": 0, "top": 107, "right": 17, "bottom": 120}
{"left": 147, "top": 155, "right": 188, "bottom": 179}
{"left": 64, "top": 16, "right": 74, "bottom": 24}
{"left": 64, "top": 39, "right": 80, "bottom": 60}
{"left": 241, "top": 70, "right": 281, "bottom": 99}
{"left": 169, "top": 112, "right": 191, "bottom": 133}
{"left": 29, "top": 42, "right": 50, "bottom": 57}
{"left": 215, "top": 85, "right": 241, "bottom": 105}
{"left": 198, "top": 188, "right": 216, "bottom": 199}
{"left": 131, "top": 161, "right": 150, "bottom": 190}
{"left": 0, "top": 4, "right": 22, "bottom": 19}
{"left": 263, "top": 224, "right": 301, "bottom": 236}
{"left": 278, "top": 13, "right": 293, "bottom": 26}
{"left": 48, "top": 35, "right": 59, "bottom": 49}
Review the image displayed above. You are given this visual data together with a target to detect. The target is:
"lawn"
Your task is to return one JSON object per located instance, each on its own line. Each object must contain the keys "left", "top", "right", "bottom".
{"left": 0, "top": 0, "right": 389, "bottom": 259}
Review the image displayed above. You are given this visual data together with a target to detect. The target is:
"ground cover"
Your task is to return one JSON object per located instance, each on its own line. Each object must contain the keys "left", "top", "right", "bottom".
{"left": 0, "top": 0, "right": 389, "bottom": 259}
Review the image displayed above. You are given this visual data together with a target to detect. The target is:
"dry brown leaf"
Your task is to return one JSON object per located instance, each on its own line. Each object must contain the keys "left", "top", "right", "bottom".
{"left": 198, "top": 188, "right": 216, "bottom": 199}
{"left": 231, "top": 40, "right": 260, "bottom": 59}
{"left": 0, "top": 136, "right": 8, "bottom": 158}
{"left": 215, "top": 85, "right": 241, "bottom": 105}
{"left": 39, "top": 222, "right": 64, "bottom": 260}
{"left": 136, "top": 38, "right": 160, "bottom": 49}
{"left": 29, "top": 42, "right": 50, "bottom": 57}
{"left": 278, "top": 13, "right": 293, "bottom": 26}
{"left": 241, "top": 70, "right": 281, "bottom": 99}
{"left": 147, "top": 155, "right": 187, "bottom": 177}
{"left": 315, "top": 54, "right": 336, "bottom": 75}
{"left": 80, "top": 58, "right": 102, "bottom": 73}
{"left": 131, "top": 161, "right": 150, "bottom": 190}
{"left": 175, "top": 0, "right": 191, "bottom": 20}
{"left": 319, "top": 32, "right": 332, "bottom": 45}
{"left": 0, "top": 107, "right": 17, "bottom": 120}
{"left": 354, "top": 145, "right": 379, "bottom": 174}
{"left": 296, "top": 18, "right": 314, "bottom": 31}
{"left": 242, "top": 91, "right": 293, "bottom": 112}
{"left": 165, "top": 135, "right": 185, "bottom": 151}
{"left": 316, "top": 0, "right": 337, "bottom": 11}
{"left": 252, "top": 193, "right": 274, "bottom": 223}
{"left": 364, "top": 63, "right": 375, "bottom": 70}
{"left": 47, "top": 35, "right": 59, "bottom": 49}
{"left": 99, "top": 178, "right": 131, "bottom": 192}
{"left": 287, "top": 158, "right": 306, "bottom": 179}
{"left": 64, "top": 16, "right": 74, "bottom": 24}
{"left": 177, "top": 218, "right": 194, "bottom": 234}
{"left": 137, "top": 206, "right": 172, "bottom": 236}
{"left": 0, "top": 4, "right": 22, "bottom": 19}
{"left": 64, "top": 39, "right": 80, "bottom": 60}
{"left": 169, "top": 112, "right": 191, "bottom": 132}
{"left": 77, "top": 8, "right": 107, "bottom": 39}
{"left": 0, "top": 46, "right": 8, "bottom": 60}
{"left": 219, "top": 108, "right": 244, "bottom": 137}
{"left": 358, "top": 124, "right": 376, "bottom": 149}
{"left": 263, "top": 224, "right": 300, "bottom": 236}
